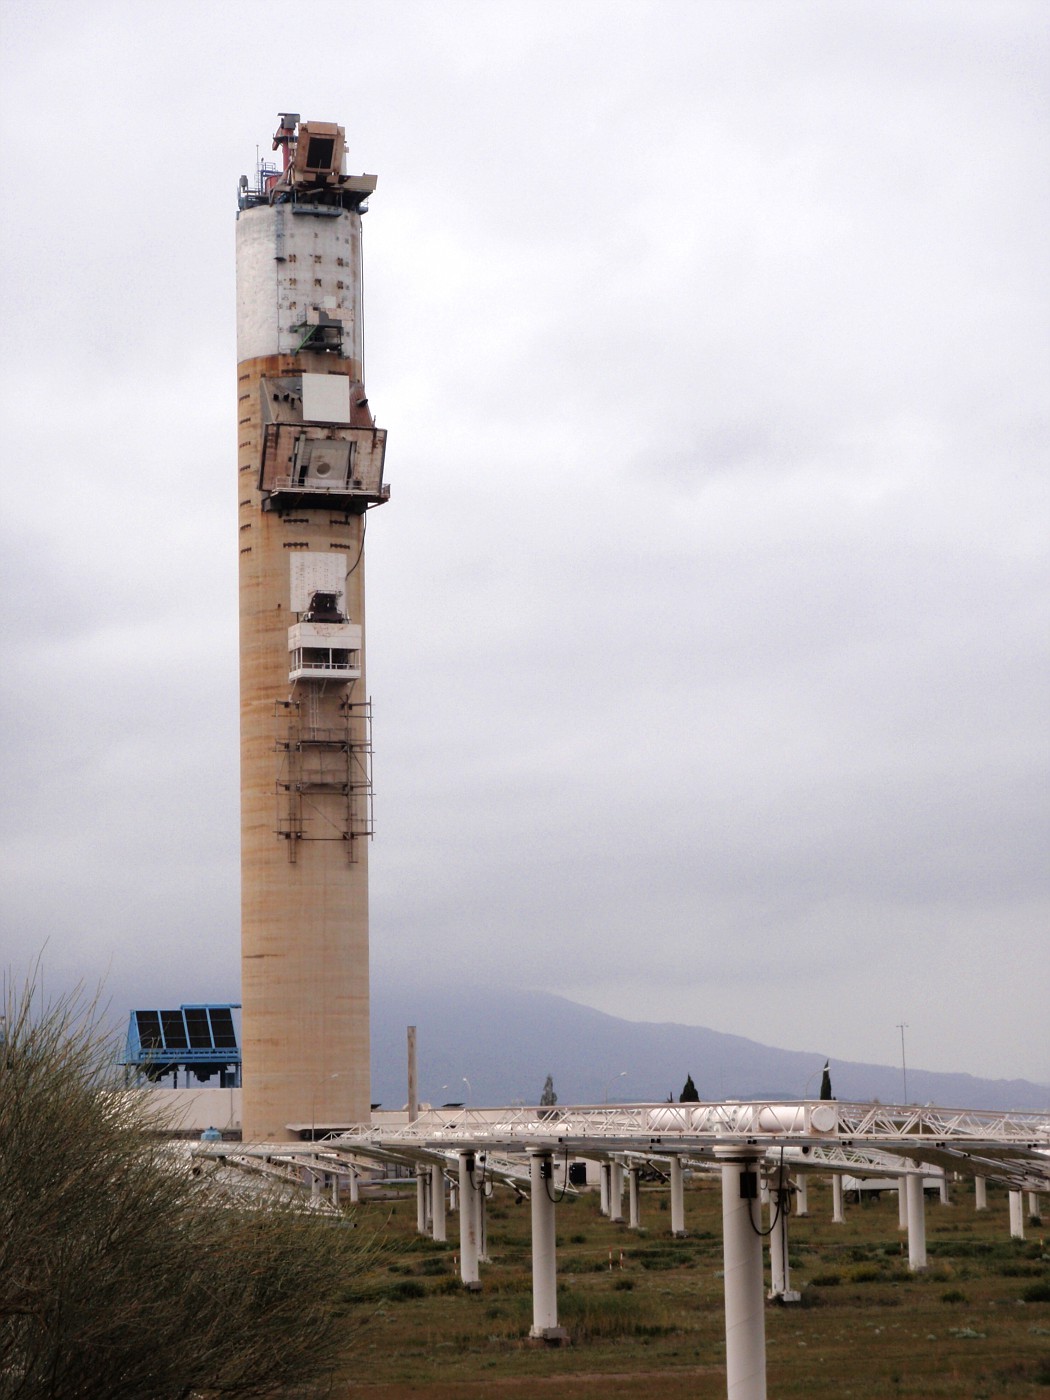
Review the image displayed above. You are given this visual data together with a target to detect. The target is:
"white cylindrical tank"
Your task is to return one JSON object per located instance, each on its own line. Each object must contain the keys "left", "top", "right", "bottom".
{"left": 236, "top": 203, "right": 364, "bottom": 370}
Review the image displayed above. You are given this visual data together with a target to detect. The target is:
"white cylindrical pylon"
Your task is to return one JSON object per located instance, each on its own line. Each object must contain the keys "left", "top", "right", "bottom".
{"left": 609, "top": 1161, "right": 624, "bottom": 1223}
{"left": 628, "top": 1167, "right": 641, "bottom": 1229}
{"left": 1009, "top": 1189, "right": 1025, "bottom": 1239}
{"left": 478, "top": 1181, "right": 490, "bottom": 1263}
{"left": 716, "top": 1147, "right": 767, "bottom": 1400}
{"left": 767, "top": 1162, "right": 797, "bottom": 1301}
{"left": 974, "top": 1176, "right": 987, "bottom": 1211}
{"left": 431, "top": 1164, "right": 446, "bottom": 1243}
{"left": 670, "top": 1156, "right": 686, "bottom": 1236}
{"left": 832, "top": 1174, "right": 845, "bottom": 1224}
{"left": 416, "top": 1167, "right": 429, "bottom": 1235}
{"left": 906, "top": 1173, "right": 927, "bottom": 1272}
{"left": 599, "top": 1162, "right": 610, "bottom": 1216}
{"left": 794, "top": 1174, "right": 808, "bottom": 1218}
{"left": 458, "top": 1151, "right": 480, "bottom": 1287}
{"left": 529, "top": 1150, "right": 561, "bottom": 1338}
{"left": 898, "top": 1175, "right": 909, "bottom": 1230}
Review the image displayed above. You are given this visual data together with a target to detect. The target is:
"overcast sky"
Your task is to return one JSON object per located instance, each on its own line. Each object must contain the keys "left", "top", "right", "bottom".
{"left": 1, "top": 1, "right": 1047, "bottom": 1086}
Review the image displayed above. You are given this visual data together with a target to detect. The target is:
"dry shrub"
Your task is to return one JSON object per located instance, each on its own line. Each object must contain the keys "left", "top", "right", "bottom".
{"left": 0, "top": 978, "right": 378, "bottom": 1400}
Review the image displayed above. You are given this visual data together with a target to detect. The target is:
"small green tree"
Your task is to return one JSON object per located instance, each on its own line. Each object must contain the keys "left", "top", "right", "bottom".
{"left": 539, "top": 1073, "right": 557, "bottom": 1106}
{"left": 680, "top": 1073, "right": 700, "bottom": 1102}
{"left": 819, "top": 1059, "right": 834, "bottom": 1100}
{"left": 0, "top": 978, "right": 377, "bottom": 1400}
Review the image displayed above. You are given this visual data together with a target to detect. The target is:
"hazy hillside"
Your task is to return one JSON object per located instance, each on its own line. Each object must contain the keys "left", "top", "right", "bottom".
{"left": 371, "top": 982, "right": 1049, "bottom": 1112}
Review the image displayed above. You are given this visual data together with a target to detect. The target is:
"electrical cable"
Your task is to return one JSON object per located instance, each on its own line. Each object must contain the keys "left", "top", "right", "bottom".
{"left": 468, "top": 1153, "right": 488, "bottom": 1194}
{"left": 344, "top": 514, "right": 366, "bottom": 578}
{"left": 747, "top": 1147, "right": 789, "bottom": 1238}
{"left": 543, "top": 1144, "right": 573, "bottom": 1205}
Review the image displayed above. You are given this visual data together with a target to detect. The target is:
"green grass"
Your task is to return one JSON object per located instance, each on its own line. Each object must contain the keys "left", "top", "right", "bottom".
{"left": 336, "top": 1177, "right": 1050, "bottom": 1399}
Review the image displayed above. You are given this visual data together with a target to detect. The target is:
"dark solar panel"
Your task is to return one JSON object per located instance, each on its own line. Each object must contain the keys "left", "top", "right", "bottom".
{"left": 184, "top": 1007, "right": 211, "bottom": 1049}
{"left": 135, "top": 1010, "right": 163, "bottom": 1051}
{"left": 209, "top": 1007, "right": 237, "bottom": 1049}
{"left": 160, "top": 1009, "right": 188, "bottom": 1049}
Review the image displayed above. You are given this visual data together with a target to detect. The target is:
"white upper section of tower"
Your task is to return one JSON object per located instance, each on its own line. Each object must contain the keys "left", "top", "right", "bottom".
{"left": 236, "top": 205, "right": 365, "bottom": 364}
{"left": 234, "top": 115, "right": 377, "bottom": 367}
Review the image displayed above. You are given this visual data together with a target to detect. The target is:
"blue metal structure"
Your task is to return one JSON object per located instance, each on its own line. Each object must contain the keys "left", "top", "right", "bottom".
{"left": 124, "top": 1004, "right": 241, "bottom": 1086}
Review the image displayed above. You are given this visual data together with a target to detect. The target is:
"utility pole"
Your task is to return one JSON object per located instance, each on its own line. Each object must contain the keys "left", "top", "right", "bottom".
{"left": 897, "top": 1023, "right": 909, "bottom": 1104}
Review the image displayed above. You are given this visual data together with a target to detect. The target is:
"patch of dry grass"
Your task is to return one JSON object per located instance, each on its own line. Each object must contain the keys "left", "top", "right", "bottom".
{"left": 337, "top": 1176, "right": 1050, "bottom": 1399}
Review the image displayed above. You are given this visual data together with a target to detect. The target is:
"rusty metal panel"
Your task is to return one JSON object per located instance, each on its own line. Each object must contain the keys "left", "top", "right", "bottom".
{"left": 260, "top": 423, "right": 387, "bottom": 499}
{"left": 292, "top": 122, "right": 345, "bottom": 179}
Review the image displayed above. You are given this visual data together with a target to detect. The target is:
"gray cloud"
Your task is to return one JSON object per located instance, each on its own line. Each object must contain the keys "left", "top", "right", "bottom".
{"left": 1, "top": 1, "right": 1047, "bottom": 1085}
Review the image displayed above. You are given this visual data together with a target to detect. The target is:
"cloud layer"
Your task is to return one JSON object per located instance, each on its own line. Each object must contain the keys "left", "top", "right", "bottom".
{"left": 1, "top": 1, "right": 1047, "bottom": 1083}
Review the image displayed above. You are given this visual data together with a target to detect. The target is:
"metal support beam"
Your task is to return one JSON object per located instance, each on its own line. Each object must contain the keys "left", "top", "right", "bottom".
{"left": 906, "top": 1173, "right": 927, "bottom": 1271}
{"left": 974, "top": 1175, "right": 987, "bottom": 1211}
{"left": 832, "top": 1173, "right": 845, "bottom": 1224}
{"left": 670, "top": 1155, "right": 686, "bottom": 1236}
{"left": 716, "top": 1146, "right": 767, "bottom": 1400}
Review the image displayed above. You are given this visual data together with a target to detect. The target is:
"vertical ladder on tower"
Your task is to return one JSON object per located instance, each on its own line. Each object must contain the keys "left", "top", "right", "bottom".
{"left": 273, "top": 692, "right": 373, "bottom": 863}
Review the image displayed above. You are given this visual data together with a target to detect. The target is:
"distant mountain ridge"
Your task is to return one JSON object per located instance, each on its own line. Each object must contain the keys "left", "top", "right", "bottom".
{"left": 370, "top": 982, "right": 1049, "bottom": 1112}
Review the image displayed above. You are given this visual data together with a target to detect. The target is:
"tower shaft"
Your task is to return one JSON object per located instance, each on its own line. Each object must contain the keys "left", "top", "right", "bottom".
{"left": 235, "top": 118, "right": 386, "bottom": 1140}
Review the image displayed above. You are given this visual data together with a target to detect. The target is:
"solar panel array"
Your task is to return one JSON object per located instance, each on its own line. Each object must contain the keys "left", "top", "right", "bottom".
{"left": 131, "top": 1006, "right": 237, "bottom": 1055}
{"left": 125, "top": 1005, "right": 240, "bottom": 1083}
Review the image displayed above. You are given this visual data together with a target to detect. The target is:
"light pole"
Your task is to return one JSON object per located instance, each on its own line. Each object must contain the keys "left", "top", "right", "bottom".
{"left": 896, "top": 1024, "right": 909, "bottom": 1104}
{"left": 604, "top": 1071, "right": 627, "bottom": 1104}
{"left": 462, "top": 1076, "right": 472, "bottom": 1105}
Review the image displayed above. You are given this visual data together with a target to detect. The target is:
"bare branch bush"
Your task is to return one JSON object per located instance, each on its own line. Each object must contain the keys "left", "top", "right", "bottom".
{"left": 0, "top": 979, "right": 379, "bottom": 1399}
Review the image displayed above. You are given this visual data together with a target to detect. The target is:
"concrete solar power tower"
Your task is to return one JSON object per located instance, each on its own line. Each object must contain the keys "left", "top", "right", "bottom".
{"left": 235, "top": 115, "right": 388, "bottom": 1141}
